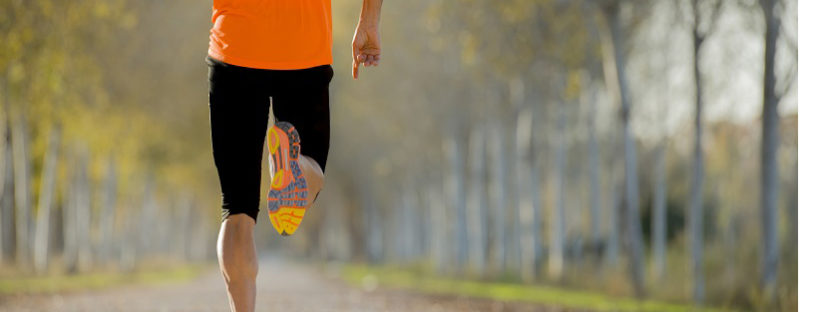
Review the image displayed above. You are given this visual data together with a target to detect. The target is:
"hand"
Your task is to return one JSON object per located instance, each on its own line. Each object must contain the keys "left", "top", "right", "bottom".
{"left": 351, "top": 24, "right": 380, "bottom": 79}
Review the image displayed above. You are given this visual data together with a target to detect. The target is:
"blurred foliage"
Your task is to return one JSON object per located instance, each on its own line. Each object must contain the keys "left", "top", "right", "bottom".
{"left": 342, "top": 264, "right": 734, "bottom": 312}
{"left": 0, "top": 0, "right": 798, "bottom": 310}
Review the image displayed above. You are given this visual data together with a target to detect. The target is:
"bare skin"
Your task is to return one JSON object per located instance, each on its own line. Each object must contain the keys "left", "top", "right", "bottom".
{"left": 301, "top": 155, "right": 325, "bottom": 204}
{"left": 217, "top": 214, "right": 258, "bottom": 312}
{"left": 218, "top": 0, "right": 381, "bottom": 310}
{"left": 352, "top": 0, "right": 383, "bottom": 79}
{"left": 217, "top": 157, "right": 323, "bottom": 312}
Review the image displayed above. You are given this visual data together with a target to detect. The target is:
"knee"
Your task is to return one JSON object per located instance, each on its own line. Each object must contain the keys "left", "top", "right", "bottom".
{"left": 300, "top": 155, "right": 325, "bottom": 189}
{"left": 314, "top": 173, "right": 325, "bottom": 190}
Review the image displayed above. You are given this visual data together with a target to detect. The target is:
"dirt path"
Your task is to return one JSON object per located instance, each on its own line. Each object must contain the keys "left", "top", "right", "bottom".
{"left": 0, "top": 256, "right": 559, "bottom": 312}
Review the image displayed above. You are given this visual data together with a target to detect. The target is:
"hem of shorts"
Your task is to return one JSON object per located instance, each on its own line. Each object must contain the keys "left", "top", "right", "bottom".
{"left": 221, "top": 209, "right": 260, "bottom": 223}
{"left": 208, "top": 49, "right": 333, "bottom": 70}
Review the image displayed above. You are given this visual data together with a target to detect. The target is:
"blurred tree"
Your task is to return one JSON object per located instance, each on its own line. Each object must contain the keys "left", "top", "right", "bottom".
{"left": 98, "top": 157, "right": 117, "bottom": 262}
{"left": 758, "top": 0, "right": 781, "bottom": 301}
{"left": 0, "top": 102, "right": 14, "bottom": 264}
{"left": 683, "top": 0, "right": 725, "bottom": 304}
{"left": 582, "top": 0, "right": 604, "bottom": 256}
{"left": 11, "top": 110, "right": 32, "bottom": 269}
{"left": 33, "top": 126, "right": 59, "bottom": 274}
{"left": 599, "top": 0, "right": 645, "bottom": 297}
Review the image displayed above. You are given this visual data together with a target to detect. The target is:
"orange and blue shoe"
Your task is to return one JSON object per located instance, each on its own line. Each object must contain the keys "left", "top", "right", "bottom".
{"left": 266, "top": 121, "right": 309, "bottom": 236}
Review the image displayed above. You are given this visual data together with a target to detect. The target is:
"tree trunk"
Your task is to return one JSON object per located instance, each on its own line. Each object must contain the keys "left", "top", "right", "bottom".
{"left": 582, "top": 0, "right": 603, "bottom": 254}
{"left": 176, "top": 195, "right": 192, "bottom": 260}
{"left": 413, "top": 186, "right": 428, "bottom": 261}
{"left": 759, "top": 0, "right": 780, "bottom": 298}
{"left": 508, "top": 78, "right": 524, "bottom": 274}
{"left": 0, "top": 110, "right": 14, "bottom": 264}
{"left": 33, "top": 128, "right": 60, "bottom": 274}
{"left": 584, "top": 87, "right": 602, "bottom": 250}
{"left": 11, "top": 112, "right": 32, "bottom": 269}
{"left": 531, "top": 126, "right": 543, "bottom": 280}
{"left": 62, "top": 152, "right": 77, "bottom": 273}
{"left": 74, "top": 149, "right": 92, "bottom": 271}
{"left": 444, "top": 133, "right": 468, "bottom": 271}
{"left": 652, "top": 144, "right": 667, "bottom": 280}
{"left": 362, "top": 183, "right": 382, "bottom": 264}
{"left": 467, "top": 125, "right": 488, "bottom": 273}
{"left": 690, "top": 22, "right": 706, "bottom": 304}
{"left": 402, "top": 189, "right": 419, "bottom": 261}
{"left": 605, "top": 173, "right": 621, "bottom": 267}
{"left": 602, "top": 2, "right": 645, "bottom": 297}
{"left": 430, "top": 182, "right": 448, "bottom": 273}
{"left": 516, "top": 107, "right": 537, "bottom": 282}
{"left": 118, "top": 192, "right": 136, "bottom": 271}
{"left": 99, "top": 158, "right": 117, "bottom": 263}
{"left": 549, "top": 103, "right": 567, "bottom": 281}
{"left": 488, "top": 122, "right": 508, "bottom": 275}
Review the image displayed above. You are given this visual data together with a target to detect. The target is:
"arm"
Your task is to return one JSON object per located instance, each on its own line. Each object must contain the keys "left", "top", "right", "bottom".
{"left": 351, "top": 0, "right": 383, "bottom": 79}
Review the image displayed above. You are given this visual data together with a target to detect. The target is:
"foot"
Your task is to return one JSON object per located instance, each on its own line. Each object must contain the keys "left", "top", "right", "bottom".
{"left": 266, "top": 121, "right": 309, "bottom": 236}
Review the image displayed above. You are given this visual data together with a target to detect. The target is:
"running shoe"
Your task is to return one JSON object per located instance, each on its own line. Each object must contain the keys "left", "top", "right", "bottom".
{"left": 266, "top": 121, "right": 309, "bottom": 236}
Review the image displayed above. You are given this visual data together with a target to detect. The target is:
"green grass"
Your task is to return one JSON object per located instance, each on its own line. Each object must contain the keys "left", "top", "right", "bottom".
{"left": 0, "top": 264, "right": 207, "bottom": 295}
{"left": 342, "top": 265, "right": 738, "bottom": 312}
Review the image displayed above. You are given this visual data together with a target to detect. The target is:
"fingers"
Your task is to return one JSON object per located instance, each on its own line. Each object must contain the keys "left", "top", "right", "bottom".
{"left": 352, "top": 43, "right": 360, "bottom": 79}
{"left": 352, "top": 46, "right": 381, "bottom": 78}
{"left": 352, "top": 59, "right": 359, "bottom": 79}
{"left": 358, "top": 54, "right": 380, "bottom": 67}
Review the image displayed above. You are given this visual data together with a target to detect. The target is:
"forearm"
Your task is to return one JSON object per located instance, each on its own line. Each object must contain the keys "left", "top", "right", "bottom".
{"left": 357, "top": 0, "right": 382, "bottom": 28}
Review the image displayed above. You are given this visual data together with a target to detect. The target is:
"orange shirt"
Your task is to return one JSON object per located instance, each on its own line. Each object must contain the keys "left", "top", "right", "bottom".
{"left": 209, "top": 0, "right": 333, "bottom": 70}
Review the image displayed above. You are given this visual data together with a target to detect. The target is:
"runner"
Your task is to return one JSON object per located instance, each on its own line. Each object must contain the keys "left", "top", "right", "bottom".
{"left": 207, "top": 0, "right": 382, "bottom": 310}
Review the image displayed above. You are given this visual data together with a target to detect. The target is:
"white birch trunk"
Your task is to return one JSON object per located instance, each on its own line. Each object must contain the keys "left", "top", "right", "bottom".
{"left": 404, "top": 190, "right": 419, "bottom": 261}
{"left": 444, "top": 133, "right": 468, "bottom": 270}
{"left": 507, "top": 78, "right": 524, "bottom": 274}
{"left": 118, "top": 193, "right": 136, "bottom": 271}
{"left": 430, "top": 183, "right": 448, "bottom": 273}
{"left": 531, "top": 143, "right": 543, "bottom": 278}
{"left": 397, "top": 192, "right": 408, "bottom": 261}
{"left": 602, "top": 2, "right": 645, "bottom": 296}
{"left": 142, "top": 178, "right": 160, "bottom": 258}
{"left": 99, "top": 158, "right": 117, "bottom": 263}
{"left": 549, "top": 104, "right": 566, "bottom": 280}
{"left": 62, "top": 152, "right": 77, "bottom": 273}
{"left": 488, "top": 122, "right": 507, "bottom": 274}
{"left": 651, "top": 144, "right": 667, "bottom": 280}
{"left": 516, "top": 107, "right": 536, "bottom": 282}
{"left": 759, "top": 0, "right": 780, "bottom": 298}
{"left": 689, "top": 12, "right": 707, "bottom": 302}
{"left": 582, "top": 0, "right": 603, "bottom": 251}
{"left": 409, "top": 187, "right": 424, "bottom": 260}
{"left": 362, "top": 184, "right": 382, "bottom": 263}
{"left": 177, "top": 195, "right": 192, "bottom": 260}
{"left": 33, "top": 128, "right": 60, "bottom": 274}
{"left": 583, "top": 85, "right": 602, "bottom": 247}
{"left": 605, "top": 172, "right": 621, "bottom": 267}
{"left": 467, "top": 125, "right": 487, "bottom": 273}
{"left": 11, "top": 112, "right": 32, "bottom": 269}
{"left": 74, "top": 149, "right": 92, "bottom": 271}
{"left": 0, "top": 112, "right": 13, "bottom": 263}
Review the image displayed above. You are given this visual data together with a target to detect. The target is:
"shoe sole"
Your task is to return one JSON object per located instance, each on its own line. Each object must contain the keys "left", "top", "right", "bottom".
{"left": 266, "top": 121, "right": 309, "bottom": 236}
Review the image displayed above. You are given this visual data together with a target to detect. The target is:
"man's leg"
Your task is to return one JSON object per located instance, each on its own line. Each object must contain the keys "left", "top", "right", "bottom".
{"left": 272, "top": 64, "right": 333, "bottom": 208}
{"left": 217, "top": 214, "right": 258, "bottom": 312}
{"left": 208, "top": 57, "right": 270, "bottom": 311}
